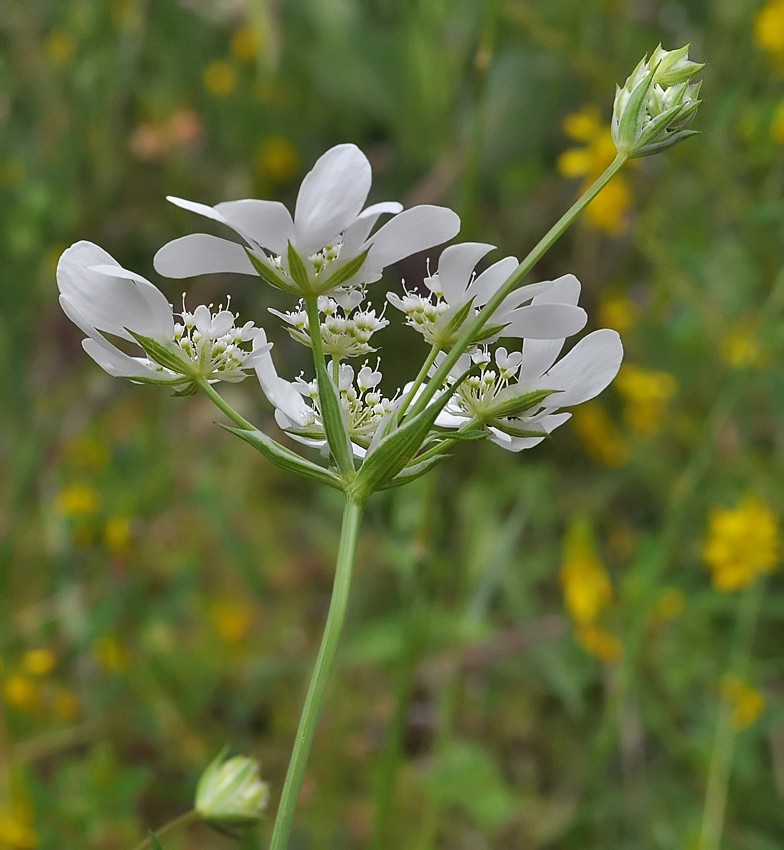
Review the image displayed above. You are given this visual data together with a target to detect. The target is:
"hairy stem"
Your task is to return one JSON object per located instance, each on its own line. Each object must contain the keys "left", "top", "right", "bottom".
{"left": 269, "top": 497, "right": 364, "bottom": 850}
{"left": 407, "top": 153, "right": 628, "bottom": 419}
{"left": 131, "top": 810, "right": 199, "bottom": 850}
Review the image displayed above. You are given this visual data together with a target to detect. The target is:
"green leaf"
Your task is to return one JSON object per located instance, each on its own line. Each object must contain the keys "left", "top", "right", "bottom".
{"left": 149, "top": 833, "right": 165, "bottom": 850}
{"left": 378, "top": 453, "right": 450, "bottom": 490}
{"left": 348, "top": 376, "right": 467, "bottom": 501}
{"left": 128, "top": 331, "right": 192, "bottom": 375}
{"left": 220, "top": 425, "right": 345, "bottom": 490}
{"left": 317, "top": 248, "right": 369, "bottom": 292}
{"left": 245, "top": 249, "right": 297, "bottom": 293}
{"left": 486, "top": 388, "right": 558, "bottom": 420}
{"left": 287, "top": 242, "right": 312, "bottom": 292}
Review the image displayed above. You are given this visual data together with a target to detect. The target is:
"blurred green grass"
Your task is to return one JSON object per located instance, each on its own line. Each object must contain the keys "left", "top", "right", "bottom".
{"left": 1, "top": 0, "right": 784, "bottom": 848}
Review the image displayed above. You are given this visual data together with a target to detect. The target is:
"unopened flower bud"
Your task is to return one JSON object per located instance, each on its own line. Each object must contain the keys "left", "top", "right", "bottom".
{"left": 612, "top": 44, "right": 704, "bottom": 158}
{"left": 195, "top": 749, "right": 269, "bottom": 836}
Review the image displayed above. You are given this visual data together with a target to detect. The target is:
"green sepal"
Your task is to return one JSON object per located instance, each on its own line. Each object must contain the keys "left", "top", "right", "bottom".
{"left": 441, "top": 428, "right": 487, "bottom": 441}
{"left": 245, "top": 249, "right": 297, "bottom": 293}
{"left": 129, "top": 331, "right": 192, "bottom": 375}
{"left": 220, "top": 425, "right": 345, "bottom": 490}
{"left": 378, "top": 454, "right": 450, "bottom": 490}
{"left": 635, "top": 102, "right": 686, "bottom": 150}
{"left": 617, "top": 67, "right": 656, "bottom": 153}
{"left": 125, "top": 375, "right": 186, "bottom": 387}
{"left": 488, "top": 419, "right": 550, "bottom": 440}
{"left": 149, "top": 833, "right": 165, "bottom": 850}
{"left": 438, "top": 298, "right": 475, "bottom": 342}
{"left": 171, "top": 383, "right": 199, "bottom": 397}
{"left": 287, "top": 242, "right": 312, "bottom": 292}
{"left": 347, "top": 375, "right": 467, "bottom": 502}
{"left": 485, "top": 388, "right": 558, "bottom": 420}
{"left": 317, "top": 248, "right": 369, "bottom": 292}
{"left": 472, "top": 323, "right": 507, "bottom": 343}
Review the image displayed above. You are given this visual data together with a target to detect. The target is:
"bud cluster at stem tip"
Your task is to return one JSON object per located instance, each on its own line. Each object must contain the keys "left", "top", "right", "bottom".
{"left": 195, "top": 749, "right": 269, "bottom": 837}
{"left": 612, "top": 44, "right": 704, "bottom": 158}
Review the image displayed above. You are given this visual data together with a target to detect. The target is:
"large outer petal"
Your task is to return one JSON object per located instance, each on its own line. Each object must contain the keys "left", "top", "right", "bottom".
{"left": 154, "top": 234, "right": 257, "bottom": 279}
{"left": 365, "top": 205, "right": 461, "bottom": 272}
{"left": 253, "top": 331, "right": 312, "bottom": 425}
{"left": 436, "top": 242, "right": 494, "bottom": 303}
{"left": 465, "top": 256, "right": 519, "bottom": 306}
{"left": 540, "top": 329, "right": 624, "bottom": 407}
{"left": 214, "top": 199, "right": 294, "bottom": 254}
{"left": 57, "top": 241, "right": 173, "bottom": 342}
{"left": 489, "top": 412, "right": 571, "bottom": 452}
{"left": 504, "top": 303, "right": 587, "bottom": 340}
{"left": 340, "top": 201, "right": 403, "bottom": 257}
{"left": 518, "top": 274, "right": 583, "bottom": 382}
{"left": 294, "top": 144, "right": 372, "bottom": 256}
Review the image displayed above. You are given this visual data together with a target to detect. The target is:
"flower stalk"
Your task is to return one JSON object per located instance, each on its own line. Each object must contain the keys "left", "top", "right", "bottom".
{"left": 130, "top": 810, "right": 199, "bottom": 850}
{"left": 268, "top": 497, "right": 364, "bottom": 850}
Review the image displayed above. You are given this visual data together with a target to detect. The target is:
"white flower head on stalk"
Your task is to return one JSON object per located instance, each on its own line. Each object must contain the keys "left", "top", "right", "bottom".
{"left": 57, "top": 241, "right": 265, "bottom": 390}
{"left": 612, "top": 44, "right": 703, "bottom": 158}
{"left": 387, "top": 243, "right": 587, "bottom": 349}
{"left": 153, "top": 143, "right": 461, "bottom": 298}
{"left": 269, "top": 292, "right": 389, "bottom": 359}
{"left": 195, "top": 749, "right": 269, "bottom": 837}
{"left": 253, "top": 331, "right": 395, "bottom": 457}
{"left": 428, "top": 277, "right": 624, "bottom": 450}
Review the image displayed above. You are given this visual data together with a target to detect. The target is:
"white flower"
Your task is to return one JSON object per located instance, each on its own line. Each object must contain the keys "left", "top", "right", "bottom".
{"left": 253, "top": 332, "right": 394, "bottom": 456}
{"left": 270, "top": 292, "right": 389, "bottom": 359}
{"left": 386, "top": 242, "right": 587, "bottom": 348}
{"left": 57, "top": 241, "right": 266, "bottom": 386}
{"left": 153, "top": 143, "right": 461, "bottom": 297}
{"left": 429, "top": 277, "right": 624, "bottom": 451}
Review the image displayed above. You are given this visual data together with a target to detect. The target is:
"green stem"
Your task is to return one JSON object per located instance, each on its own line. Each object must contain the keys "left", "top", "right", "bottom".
{"left": 396, "top": 345, "right": 441, "bottom": 421}
{"left": 407, "top": 153, "right": 628, "bottom": 419}
{"left": 698, "top": 579, "right": 764, "bottom": 850}
{"left": 269, "top": 497, "right": 365, "bottom": 850}
{"left": 130, "top": 810, "right": 199, "bottom": 850}
{"left": 195, "top": 378, "right": 256, "bottom": 431}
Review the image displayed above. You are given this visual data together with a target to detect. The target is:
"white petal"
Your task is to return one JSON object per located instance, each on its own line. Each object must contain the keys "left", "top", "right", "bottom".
{"left": 488, "top": 412, "right": 571, "bottom": 452}
{"left": 294, "top": 144, "right": 371, "bottom": 256}
{"left": 214, "top": 199, "right": 294, "bottom": 254}
{"left": 503, "top": 303, "right": 587, "bottom": 340}
{"left": 193, "top": 304, "right": 212, "bottom": 335}
{"left": 466, "top": 257, "right": 519, "bottom": 306}
{"left": 366, "top": 205, "right": 461, "bottom": 272}
{"left": 167, "top": 196, "right": 228, "bottom": 225}
{"left": 209, "top": 310, "right": 235, "bottom": 338}
{"left": 57, "top": 241, "right": 173, "bottom": 342}
{"left": 436, "top": 242, "right": 495, "bottom": 304}
{"left": 541, "top": 329, "right": 624, "bottom": 407}
{"left": 340, "top": 201, "right": 402, "bottom": 257}
{"left": 253, "top": 331, "right": 312, "bottom": 424}
{"left": 153, "top": 234, "right": 256, "bottom": 279}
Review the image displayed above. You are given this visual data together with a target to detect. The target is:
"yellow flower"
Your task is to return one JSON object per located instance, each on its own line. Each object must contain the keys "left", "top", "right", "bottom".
{"left": 655, "top": 587, "right": 685, "bottom": 621}
{"left": 203, "top": 61, "right": 237, "bottom": 97}
{"left": 0, "top": 806, "right": 37, "bottom": 849}
{"left": 558, "top": 106, "right": 633, "bottom": 236}
{"left": 254, "top": 136, "right": 300, "bottom": 185}
{"left": 231, "top": 25, "right": 260, "bottom": 62}
{"left": 570, "top": 403, "right": 630, "bottom": 468}
{"left": 755, "top": 0, "right": 784, "bottom": 59}
{"left": 614, "top": 364, "right": 677, "bottom": 437}
{"left": 55, "top": 484, "right": 101, "bottom": 518}
{"left": 44, "top": 31, "right": 75, "bottom": 66}
{"left": 721, "top": 327, "right": 767, "bottom": 368}
{"left": 721, "top": 676, "right": 766, "bottom": 730}
{"left": 104, "top": 517, "right": 132, "bottom": 552}
{"left": 598, "top": 293, "right": 638, "bottom": 334}
{"left": 210, "top": 599, "right": 254, "bottom": 644}
{"left": 22, "top": 649, "right": 56, "bottom": 677}
{"left": 560, "top": 519, "right": 614, "bottom": 625}
{"left": 3, "top": 675, "right": 41, "bottom": 713}
{"left": 703, "top": 496, "right": 780, "bottom": 592}
{"left": 93, "top": 636, "right": 131, "bottom": 674}
{"left": 575, "top": 624, "right": 623, "bottom": 664}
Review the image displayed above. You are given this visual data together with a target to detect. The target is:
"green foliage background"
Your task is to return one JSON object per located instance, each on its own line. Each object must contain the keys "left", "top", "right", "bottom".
{"left": 1, "top": 0, "right": 784, "bottom": 848}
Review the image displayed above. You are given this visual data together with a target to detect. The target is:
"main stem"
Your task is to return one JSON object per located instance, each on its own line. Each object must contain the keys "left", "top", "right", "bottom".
{"left": 269, "top": 497, "right": 365, "bottom": 850}
{"left": 407, "top": 153, "right": 628, "bottom": 419}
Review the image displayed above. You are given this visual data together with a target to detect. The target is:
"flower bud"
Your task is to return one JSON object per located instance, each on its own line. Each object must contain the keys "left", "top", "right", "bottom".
{"left": 612, "top": 44, "right": 704, "bottom": 158}
{"left": 195, "top": 749, "right": 269, "bottom": 836}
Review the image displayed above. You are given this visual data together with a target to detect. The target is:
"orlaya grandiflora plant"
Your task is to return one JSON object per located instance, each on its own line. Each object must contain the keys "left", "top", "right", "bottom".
{"left": 55, "top": 45, "right": 701, "bottom": 850}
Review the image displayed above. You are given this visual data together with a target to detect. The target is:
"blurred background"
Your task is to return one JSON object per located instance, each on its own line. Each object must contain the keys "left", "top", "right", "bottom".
{"left": 2, "top": 0, "right": 784, "bottom": 848}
